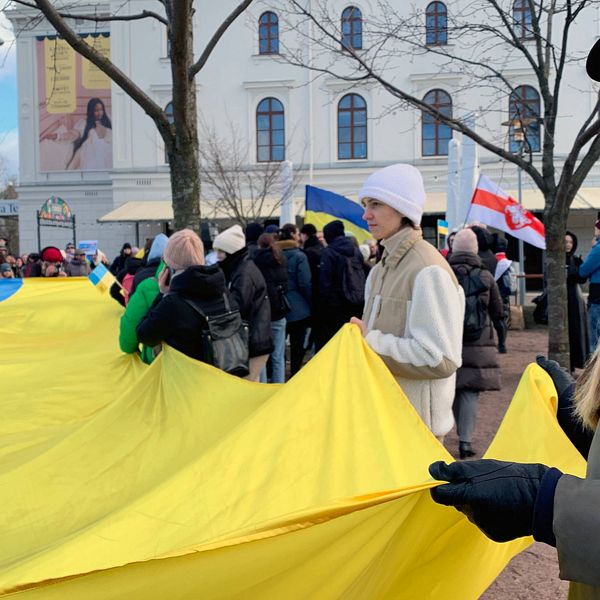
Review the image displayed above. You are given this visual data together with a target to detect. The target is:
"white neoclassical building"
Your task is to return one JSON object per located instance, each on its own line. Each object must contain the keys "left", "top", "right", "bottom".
{"left": 6, "top": 0, "right": 600, "bottom": 262}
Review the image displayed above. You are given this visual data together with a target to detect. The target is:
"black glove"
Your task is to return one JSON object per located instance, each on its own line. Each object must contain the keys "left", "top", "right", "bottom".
{"left": 535, "top": 355, "right": 574, "bottom": 396}
{"left": 429, "top": 459, "right": 549, "bottom": 543}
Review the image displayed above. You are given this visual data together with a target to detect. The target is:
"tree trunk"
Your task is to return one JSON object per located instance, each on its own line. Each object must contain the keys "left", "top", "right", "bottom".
{"left": 544, "top": 200, "right": 570, "bottom": 367}
{"left": 168, "top": 2, "right": 201, "bottom": 233}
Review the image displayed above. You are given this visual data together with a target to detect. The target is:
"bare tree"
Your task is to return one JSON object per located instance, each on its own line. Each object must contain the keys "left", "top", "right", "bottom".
{"left": 199, "top": 120, "right": 304, "bottom": 226}
{"left": 278, "top": 0, "right": 600, "bottom": 365}
{"left": 10, "top": 0, "right": 255, "bottom": 233}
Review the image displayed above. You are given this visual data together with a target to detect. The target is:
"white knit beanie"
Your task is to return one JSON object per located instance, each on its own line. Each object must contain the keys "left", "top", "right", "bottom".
{"left": 358, "top": 164, "right": 426, "bottom": 225}
{"left": 213, "top": 224, "right": 246, "bottom": 255}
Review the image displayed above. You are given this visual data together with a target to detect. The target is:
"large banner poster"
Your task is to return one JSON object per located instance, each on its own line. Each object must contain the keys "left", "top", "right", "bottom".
{"left": 37, "top": 33, "right": 112, "bottom": 172}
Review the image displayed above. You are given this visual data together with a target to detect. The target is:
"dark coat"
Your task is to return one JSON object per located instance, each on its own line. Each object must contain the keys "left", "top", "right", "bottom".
{"left": 277, "top": 240, "right": 312, "bottom": 323}
{"left": 220, "top": 248, "right": 273, "bottom": 357}
{"left": 318, "top": 235, "right": 365, "bottom": 345}
{"left": 450, "top": 251, "right": 503, "bottom": 391}
{"left": 110, "top": 256, "right": 143, "bottom": 307}
{"left": 566, "top": 232, "right": 589, "bottom": 370}
{"left": 253, "top": 248, "right": 289, "bottom": 321}
{"left": 302, "top": 235, "right": 323, "bottom": 305}
{"left": 110, "top": 246, "right": 130, "bottom": 275}
{"left": 471, "top": 226, "right": 498, "bottom": 274}
{"left": 131, "top": 257, "right": 161, "bottom": 296}
{"left": 136, "top": 264, "right": 235, "bottom": 362}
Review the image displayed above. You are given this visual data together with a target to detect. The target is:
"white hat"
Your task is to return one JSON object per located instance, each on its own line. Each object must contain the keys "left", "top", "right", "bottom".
{"left": 358, "top": 164, "right": 426, "bottom": 226}
{"left": 213, "top": 224, "right": 246, "bottom": 255}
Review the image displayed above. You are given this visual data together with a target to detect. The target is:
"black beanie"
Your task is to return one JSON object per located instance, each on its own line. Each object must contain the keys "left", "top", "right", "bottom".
{"left": 323, "top": 220, "right": 345, "bottom": 244}
{"left": 245, "top": 222, "right": 264, "bottom": 243}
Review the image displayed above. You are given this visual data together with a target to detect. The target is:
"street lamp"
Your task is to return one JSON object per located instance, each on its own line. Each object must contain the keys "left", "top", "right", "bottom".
{"left": 501, "top": 116, "right": 538, "bottom": 305}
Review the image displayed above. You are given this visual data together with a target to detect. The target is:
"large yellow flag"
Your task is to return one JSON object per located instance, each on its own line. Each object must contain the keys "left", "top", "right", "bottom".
{"left": 0, "top": 279, "right": 586, "bottom": 598}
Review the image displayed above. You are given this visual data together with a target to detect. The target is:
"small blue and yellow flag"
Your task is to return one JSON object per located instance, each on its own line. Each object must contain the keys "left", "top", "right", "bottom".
{"left": 88, "top": 263, "right": 116, "bottom": 293}
{"left": 437, "top": 219, "right": 449, "bottom": 236}
{"left": 305, "top": 185, "right": 372, "bottom": 243}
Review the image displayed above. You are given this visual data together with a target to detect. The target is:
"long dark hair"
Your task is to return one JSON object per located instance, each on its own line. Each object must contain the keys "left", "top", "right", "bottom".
{"left": 67, "top": 98, "right": 112, "bottom": 167}
{"left": 258, "top": 233, "right": 284, "bottom": 265}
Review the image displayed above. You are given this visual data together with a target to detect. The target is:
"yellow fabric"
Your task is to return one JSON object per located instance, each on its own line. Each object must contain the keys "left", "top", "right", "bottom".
{"left": 0, "top": 279, "right": 586, "bottom": 599}
{"left": 305, "top": 210, "right": 373, "bottom": 243}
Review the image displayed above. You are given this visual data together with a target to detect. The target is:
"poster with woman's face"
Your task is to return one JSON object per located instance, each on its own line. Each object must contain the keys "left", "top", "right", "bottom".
{"left": 37, "top": 33, "right": 112, "bottom": 172}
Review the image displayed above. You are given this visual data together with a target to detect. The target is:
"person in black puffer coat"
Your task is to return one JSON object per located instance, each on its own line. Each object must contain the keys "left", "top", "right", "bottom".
{"left": 449, "top": 228, "right": 503, "bottom": 459}
{"left": 300, "top": 223, "right": 324, "bottom": 349}
{"left": 137, "top": 230, "right": 239, "bottom": 366}
{"left": 317, "top": 220, "right": 366, "bottom": 350}
{"left": 213, "top": 224, "right": 273, "bottom": 382}
{"left": 253, "top": 233, "right": 289, "bottom": 383}
{"left": 110, "top": 255, "right": 144, "bottom": 307}
{"left": 245, "top": 222, "right": 264, "bottom": 259}
{"left": 109, "top": 242, "right": 132, "bottom": 275}
{"left": 470, "top": 225, "right": 498, "bottom": 274}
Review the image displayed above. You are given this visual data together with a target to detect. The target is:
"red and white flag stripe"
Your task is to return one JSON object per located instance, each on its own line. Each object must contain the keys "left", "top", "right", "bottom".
{"left": 468, "top": 174, "right": 546, "bottom": 250}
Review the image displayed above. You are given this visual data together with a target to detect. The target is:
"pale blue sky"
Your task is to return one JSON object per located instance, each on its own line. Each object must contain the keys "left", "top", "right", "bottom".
{"left": 0, "top": 12, "right": 18, "bottom": 182}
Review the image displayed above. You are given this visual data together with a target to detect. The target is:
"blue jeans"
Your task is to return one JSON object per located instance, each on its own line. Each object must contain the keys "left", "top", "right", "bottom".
{"left": 589, "top": 303, "right": 600, "bottom": 354}
{"left": 260, "top": 317, "right": 287, "bottom": 383}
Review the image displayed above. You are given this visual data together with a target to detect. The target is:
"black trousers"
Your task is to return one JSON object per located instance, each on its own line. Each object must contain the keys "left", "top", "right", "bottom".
{"left": 286, "top": 317, "right": 311, "bottom": 376}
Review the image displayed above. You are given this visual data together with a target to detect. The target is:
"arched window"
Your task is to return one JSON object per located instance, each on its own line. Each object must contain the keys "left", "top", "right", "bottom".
{"left": 338, "top": 93, "right": 367, "bottom": 160}
{"left": 513, "top": 0, "right": 534, "bottom": 40}
{"left": 422, "top": 89, "right": 452, "bottom": 156}
{"left": 256, "top": 97, "right": 285, "bottom": 162}
{"left": 341, "top": 6, "right": 362, "bottom": 50}
{"left": 509, "top": 85, "right": 541, "bottom": 153}
{"left": 164, "top": 101, "right": 174, "bottom": 163}
{"left": 259, "top": 11, "right": 279, "bottom": 55}
{"left": 426, "top": 2, "right": 447, "bottom": 45}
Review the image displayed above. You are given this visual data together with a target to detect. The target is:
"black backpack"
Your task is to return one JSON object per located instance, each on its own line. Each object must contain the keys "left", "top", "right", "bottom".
{"left": 454, "top": 266, "right": 489, "bottom": 342}
{"left": 341, "top": 253, "right": 366, "bottom": 306}
{"left": 181, "top": 294, "right": 250, "bottom": 377}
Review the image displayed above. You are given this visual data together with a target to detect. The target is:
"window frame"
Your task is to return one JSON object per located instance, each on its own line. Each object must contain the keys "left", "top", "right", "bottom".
{"left": 421, "top": 89, "right": 453, "bottom": 157}
{"left": 508, "top": 85, "right": 541, "bottom": 153}
{"left": 513, "top": 0, "right": 535, "bottom": 41}
{"left": 425, "top": 2, "right": 448, "bottom": 46}
{"left": 258, "top": 11, "right": 279, "bottom": 55}
{"left": 337, "top": 93, "right": 367, "bottom": 160}
{"left": 341, "top": 6, "right": 363, "bottom": 51}
{"left": 256, "top": 97, "right": 285, "bottom": 163}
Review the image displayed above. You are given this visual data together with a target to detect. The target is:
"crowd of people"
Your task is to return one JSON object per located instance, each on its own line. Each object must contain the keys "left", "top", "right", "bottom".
{"left": 2, "top": 162, "right": 600, "bottom": 594}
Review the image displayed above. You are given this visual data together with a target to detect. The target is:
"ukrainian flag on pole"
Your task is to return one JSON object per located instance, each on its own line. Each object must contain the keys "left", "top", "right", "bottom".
{"left": 88, "top": 263, "right": 116, "bottom": 293}
{"left": 305, "top": 185, "right": 372, "bottom": 243}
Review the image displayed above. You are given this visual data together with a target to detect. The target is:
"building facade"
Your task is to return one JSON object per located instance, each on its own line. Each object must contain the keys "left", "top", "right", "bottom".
{"left": 7, "top": 0, "right": 600, "bottom": 260}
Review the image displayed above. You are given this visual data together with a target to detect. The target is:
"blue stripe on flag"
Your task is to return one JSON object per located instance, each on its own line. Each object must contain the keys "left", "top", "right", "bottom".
{"left": 89, "top": 263, "right": 109, "bottom": 286}
{"left": 0, "top": 279, "right": 23, "bottom": 302}
{"left": 305, "top": 185, "right": 369, "bottom": 232}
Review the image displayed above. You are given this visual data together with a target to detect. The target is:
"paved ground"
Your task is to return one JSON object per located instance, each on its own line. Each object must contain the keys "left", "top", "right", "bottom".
{"left": 443, "top": 326, "right": 569, "bottom": 599}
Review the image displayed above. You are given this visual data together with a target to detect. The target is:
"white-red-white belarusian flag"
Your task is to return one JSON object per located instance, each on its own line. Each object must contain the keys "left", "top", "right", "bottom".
{"left": 468, "top": 174, "right": 546, "bottom": 249}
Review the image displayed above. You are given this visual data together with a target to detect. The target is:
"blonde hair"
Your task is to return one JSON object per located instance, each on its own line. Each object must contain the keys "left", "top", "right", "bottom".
{"left": 575, "top": 346, "right": 600, "bottom": 430}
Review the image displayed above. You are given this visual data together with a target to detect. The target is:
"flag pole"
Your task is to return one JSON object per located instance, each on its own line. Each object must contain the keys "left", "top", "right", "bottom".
{"left": 462, "top": 174, "right": 481, "bottom": 228}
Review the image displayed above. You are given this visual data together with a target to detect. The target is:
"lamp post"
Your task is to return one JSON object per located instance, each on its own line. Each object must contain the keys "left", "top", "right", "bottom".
{"left": 502, "top": 117, "right": 536, "bottom": 306}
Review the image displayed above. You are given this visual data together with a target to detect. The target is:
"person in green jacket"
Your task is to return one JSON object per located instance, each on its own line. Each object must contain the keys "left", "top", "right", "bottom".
{"left": 119, "top": 262, "right": 165, "bottom": 363}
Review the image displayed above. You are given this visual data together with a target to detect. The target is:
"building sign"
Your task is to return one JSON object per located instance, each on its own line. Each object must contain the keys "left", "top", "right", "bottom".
{"left": 39, "top": 196, "right": 72, "bottom": 221}
{"left": 37, "top": 33, "right": 112, "bottom": 172}
{"left": 0, "top": 201, "right": 18, "bottom": 216}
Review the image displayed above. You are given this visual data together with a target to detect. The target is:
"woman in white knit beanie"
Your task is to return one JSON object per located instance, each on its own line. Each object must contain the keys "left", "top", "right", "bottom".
{"left": 350, "top": 164, "right": 465, "bottom": 439}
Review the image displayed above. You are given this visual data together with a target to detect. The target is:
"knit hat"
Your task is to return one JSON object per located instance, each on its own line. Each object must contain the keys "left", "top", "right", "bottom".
{"left": 265, "top": 224, "right": 279, "bottom": 234}
{"left": 300, "top": 223, "right": 317, "bottom": 236}
{"left": 359, "top": 244, "right": 370, "bottom": 261}
{"left": 245, "top": 222, "right": 264, "bottom": 243}
{"left": 323, "top": 220, "right": 345, "bottom": 244}
{"left": 595, "top": 218, "right": 600, "bottom": 230}
{"left": 147, "top": 233, "right": 169, "bottom": 263}
{"left": 452, "top": 228, "right": 479, "bottom": 254}
{"left": 358, "top": 164, "right": 426, "bottom": 226}
{"left": 40, "top": 246, "right": 63, "bottom": 263}
{"left": 163, "top": 229, "right": 204, "bottom": 271}
{"left": 0, "top": 263, "right": 11, "bottom": 273}
{"left": 213, "top": 225, "right": 246, "bottom": 255}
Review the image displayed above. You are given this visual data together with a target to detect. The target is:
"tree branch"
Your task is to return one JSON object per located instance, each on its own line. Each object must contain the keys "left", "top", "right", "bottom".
{"left": 189, "top": 0, "right": 255, "bottom": 78}
{"left": 12, "top": 0, "right": 169, "bottom": 27}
